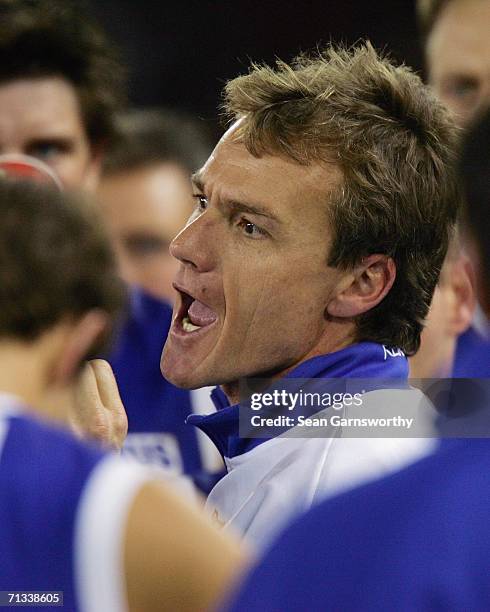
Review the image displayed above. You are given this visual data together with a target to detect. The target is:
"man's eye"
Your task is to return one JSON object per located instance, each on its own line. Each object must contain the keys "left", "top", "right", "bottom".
{"left": 237, "top": 217, "right": 266, "bottom": 238}
{"left": 27, "top": 139, "right": 72, "bottom": 160}
{"left": 445, "top": 77, "right": 479, "bottom": 99}
{"left": 192, "top": 194, "right": 208, "bottom": 212}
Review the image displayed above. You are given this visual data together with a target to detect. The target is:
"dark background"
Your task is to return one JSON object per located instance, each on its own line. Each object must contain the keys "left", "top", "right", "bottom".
{"left": 87, "top": 0, "right": 423, "bottom": 135}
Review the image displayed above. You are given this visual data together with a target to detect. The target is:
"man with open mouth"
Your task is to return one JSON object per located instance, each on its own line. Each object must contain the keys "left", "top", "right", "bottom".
{"left": 158, "top": 43, "right": 462, "bottom": 547}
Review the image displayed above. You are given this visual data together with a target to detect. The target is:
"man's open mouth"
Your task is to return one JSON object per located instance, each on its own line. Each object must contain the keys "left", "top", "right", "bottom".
{"left": 175, "top": 288, "right": 218, "bottom": 334}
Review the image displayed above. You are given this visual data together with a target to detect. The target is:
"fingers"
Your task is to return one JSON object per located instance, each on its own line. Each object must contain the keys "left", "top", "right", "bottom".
{"left": 90, "top": 359, "right": 125, "bottom": 414}
{"left": 76, "top": 362, "right": 101, "bottom": 417}
{"left": 71, "top": 360, "right": 128, "bottom": 451}
{"left": 89, "top": 360, "right": 128, "bottom": 448}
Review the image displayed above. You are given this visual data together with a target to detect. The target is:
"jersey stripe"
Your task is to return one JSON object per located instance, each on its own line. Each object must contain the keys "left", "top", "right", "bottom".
{"left": 74, "top": 455, "right": 153, "bottom": 612}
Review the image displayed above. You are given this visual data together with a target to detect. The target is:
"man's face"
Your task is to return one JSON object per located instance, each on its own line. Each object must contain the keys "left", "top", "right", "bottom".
{"left": 426, "top": 0, "right": 490, "bottom": 125}
{"left": 160, "top": 125, "right": 345, "bottom": 390}
{"left": 97, "top": 163, "right": 194, "bottom": 305}
{"left": 0, "top": 77, "right": 99, "bottom": 189}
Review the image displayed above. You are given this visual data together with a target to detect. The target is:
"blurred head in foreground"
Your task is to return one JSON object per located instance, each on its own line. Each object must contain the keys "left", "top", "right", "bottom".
{"left": 160, "top": 43, "right": 461, "bottom": 395}
{"left": 98, "top": 109, "right": 213, "bottom": 304}
{"left": 0, "top": 177, "right": 124, "bottom": 419}
{"left": 0, "top": 0, "right": 125, "bottom": 189}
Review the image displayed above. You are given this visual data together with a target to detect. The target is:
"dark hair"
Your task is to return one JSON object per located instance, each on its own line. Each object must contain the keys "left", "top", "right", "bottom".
{"left": 0, "top": 0, "right": 126, "bottom": 146}
{"left": 459, "top": 107, "right": 490, "bottom": 304}
{"left": 224, "top": 43, "right": 461, "bottom": 355}
{"left": 0, "top": 179, "right": 125, "bottom": 345}
{"left": 101, "top": 108, "right": 214, "bottom": 177}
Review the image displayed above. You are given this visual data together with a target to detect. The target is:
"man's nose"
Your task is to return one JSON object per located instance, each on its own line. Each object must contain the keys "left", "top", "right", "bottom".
{"left": 169, "top": 213, "right": 215, "bottom": 272}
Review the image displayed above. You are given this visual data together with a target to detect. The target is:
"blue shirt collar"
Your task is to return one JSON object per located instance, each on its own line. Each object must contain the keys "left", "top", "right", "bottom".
{"left": 187, "top": 342, "right": 408, "bottom": 459}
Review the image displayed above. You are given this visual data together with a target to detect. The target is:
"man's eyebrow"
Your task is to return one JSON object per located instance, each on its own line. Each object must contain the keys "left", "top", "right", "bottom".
{"left": 190, "top": 171, "right": 204, "bottom": 191}
{"left": 226, "top": 200, "right": 281, "bottom": 223}
{"left": 190, "top": 171, "right": 280, "bottom": 223}
{"left": 26, "top": 136, "right": 74, "bottom": 148}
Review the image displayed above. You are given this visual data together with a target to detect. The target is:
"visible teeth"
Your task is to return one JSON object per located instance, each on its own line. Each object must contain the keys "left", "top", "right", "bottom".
{"left": 182, "top": 316, "right": 201, "bottom": 333}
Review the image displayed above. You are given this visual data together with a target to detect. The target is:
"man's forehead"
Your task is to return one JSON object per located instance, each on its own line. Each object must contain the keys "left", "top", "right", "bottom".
{"left": 0, "top": 77, "right": 82, "bottom": 124}
{"left": 195, "top": 129, "right": 342, "bottom": 208}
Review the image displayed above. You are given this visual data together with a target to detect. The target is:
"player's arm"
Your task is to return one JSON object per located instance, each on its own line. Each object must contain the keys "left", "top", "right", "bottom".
{"left": 124, "top": 480, "right": 250, "bottom": 612}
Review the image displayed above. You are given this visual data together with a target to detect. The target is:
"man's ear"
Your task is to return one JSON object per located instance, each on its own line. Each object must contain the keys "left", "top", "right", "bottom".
{"left": 51, "top": 310, "right": 109, "bottom": 386}
{"left": 326, "top": 255, "right": 396, "bottom": 319}
{"left": 446, "top": 255, "right": 476, "bottom": 336}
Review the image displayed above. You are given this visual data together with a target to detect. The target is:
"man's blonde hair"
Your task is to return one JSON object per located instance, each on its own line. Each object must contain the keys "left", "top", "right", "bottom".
{"left": 224, "top": 43, "right": 461, "bottom": 354}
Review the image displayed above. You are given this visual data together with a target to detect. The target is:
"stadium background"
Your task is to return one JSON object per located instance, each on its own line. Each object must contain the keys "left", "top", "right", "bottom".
{"left": 87, "top": 0, "right": 423, "bottom": 137}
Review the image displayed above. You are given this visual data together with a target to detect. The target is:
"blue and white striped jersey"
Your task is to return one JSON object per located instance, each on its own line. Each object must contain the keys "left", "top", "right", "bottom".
{"left": 0, "top": 395, "right": 151, "bottom": 612}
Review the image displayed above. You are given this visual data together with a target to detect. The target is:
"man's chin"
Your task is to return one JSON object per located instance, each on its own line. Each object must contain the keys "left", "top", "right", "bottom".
{"left": 160, "top": 350, "right": 207, "bottom": 389}
{"left": 161, "top": 364, "right": 194, "bottom": 389}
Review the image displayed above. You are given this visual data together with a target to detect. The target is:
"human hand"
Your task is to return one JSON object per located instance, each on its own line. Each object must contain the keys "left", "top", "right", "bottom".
{"left": 70, "top": 359, "right": 128, "bottom": 450}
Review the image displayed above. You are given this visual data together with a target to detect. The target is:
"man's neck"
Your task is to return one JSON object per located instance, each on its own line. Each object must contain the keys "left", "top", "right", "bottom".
{"left": 0, "top": 342, "right": 46, "bottom": 409}
{"left": 0, "top": 341, "right": 72, "bottom": 425}
{"left": 221, "top": 327, "right": 354, "bottom": 405}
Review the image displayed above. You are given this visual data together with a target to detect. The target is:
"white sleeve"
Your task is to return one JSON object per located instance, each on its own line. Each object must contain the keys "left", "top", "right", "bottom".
{"left": 74, "top": 455, "right": 153, "bottom": 612}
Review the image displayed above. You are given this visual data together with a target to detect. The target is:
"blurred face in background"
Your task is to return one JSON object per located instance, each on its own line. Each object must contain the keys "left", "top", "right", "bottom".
{"left": 0, "top": 77, "right": 101, "bottom": 190}
{"left": 418, "top": 0, "right": 485, "bottom": 377}
{"left": 97, "top": 163, "right": 194, "bottom": 305}
{"left": 409, "top": 253, "right": 475, "bottom": 377}
{"left": 426, "top": 0, "right": 490, "bottom": 125}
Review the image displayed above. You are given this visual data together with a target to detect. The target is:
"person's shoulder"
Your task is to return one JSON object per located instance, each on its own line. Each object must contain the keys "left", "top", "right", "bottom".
{"left": 5, "top": 412, "right": 106, "bottom": 476}
{"left": 226, "top": 440, "right": 490, "bottom": 611}
{"left": 263, "top": 438, "right": 490, "bottom": 577}
{"left": 304, "top": 439, "right": 490, "bottom": 529}
{"left": 453, "top": 326, "right": 490, "bottom": 377}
